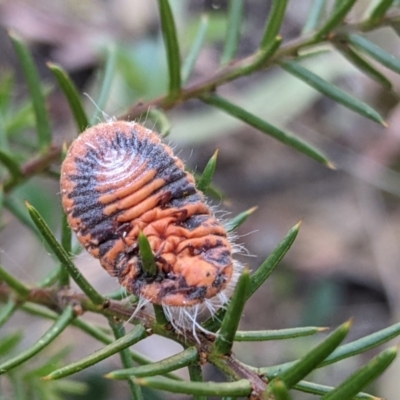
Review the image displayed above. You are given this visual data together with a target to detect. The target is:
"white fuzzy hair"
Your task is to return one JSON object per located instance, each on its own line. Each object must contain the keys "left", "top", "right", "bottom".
{"left": 161, "top": 259, "right": 244, "bottom": 341}
{"left": 129, "top": 253, "right": 244, "bottom": 342}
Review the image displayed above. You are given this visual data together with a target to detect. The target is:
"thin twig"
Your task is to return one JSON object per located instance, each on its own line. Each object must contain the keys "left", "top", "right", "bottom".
{"left": 0, "top": 283, "right": 268, "bottom": 398}
{"left": 1, "top": 10, "right": 399, "bottom": 194}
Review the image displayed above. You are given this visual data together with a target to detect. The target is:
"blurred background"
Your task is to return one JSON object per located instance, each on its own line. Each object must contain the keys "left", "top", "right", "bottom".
{"left": 1, "top": 0, "right": 400, "bottom": 398}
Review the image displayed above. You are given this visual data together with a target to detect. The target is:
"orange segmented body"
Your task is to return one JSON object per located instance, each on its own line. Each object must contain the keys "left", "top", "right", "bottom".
{"left": 60, "top": 121, "right": 234, "bottom": 310}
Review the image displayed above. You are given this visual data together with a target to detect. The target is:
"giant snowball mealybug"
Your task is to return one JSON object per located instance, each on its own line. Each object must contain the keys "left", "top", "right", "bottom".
{"left": 60, "top": 121, "right": 242, "bottom": 334}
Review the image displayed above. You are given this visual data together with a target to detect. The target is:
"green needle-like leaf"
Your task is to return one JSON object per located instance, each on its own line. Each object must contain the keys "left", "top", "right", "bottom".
{"left": 196, "top": 149, "right": 219, "bottom": 192}
{"left": 277, "top": 320, "right": 351, "bottom": 388}
{"left": 303, "top": 0, "right": 328, "bottom": 33}
{"left": 147, "top": 108, "right": 171, "bottom": 137}
{"left": 188, "top": 362, "right": 203, "bottom": 383}
{"left": 335, "top": 41, "right": 392, "bottom": 90}
{"left": 138, "top": 231, "right": 157, "bottom": 277}
{"left": 221, "top": 0, "right": 245, "bottom": 65}
{"left": 260, "top": 0, "right": 289, "bottom": 49}
{"left": 367, "top": 0, "right": 395, "bottom": 26}
{"left": 41, "top": 379, "right": 88, "bottom": 396}
{"left": 0, "top": 299, "right": 17, "bottom": 328}
{"left": 0, "top": 264, "right": 30, "bottom": 297}
{"left": 232, "top": 36, "right": 282, "bottom": 78}
{"left": 73, "top": 318, "right": 113, "bottom": 345}
{"left": 207, "top": 36, "right": 280, "bottom": 93}
{"left": 0, "top": 116, "right": 9, "bottom": 153}
{"left": 332, "top": 0, "right": 348, "bottom": 11}
{"left": 265, "top": 378, "right": 292, "bottom": 400}
{"left": 157, "top": 0, "right": 181, "bottom": 99}
{"left": 214, "top": 269, "right": 250, "bottom": 355}
{"left": 153, "top": 304, "right": 169, "bottom": 326}
{"left": 0, "top": 332, "right": 23, "bottom": 357}
{"left": 91, "top": 45, "right": 117, "bottom": 125}
{"left": 39, "top": 266, "right": 62, "bottom": 288}
{"left": 9, "top": 32, "right": 52, "bottom": 152}
{"left": 109, "top": 321, "right": 135, "bottom": 370}
{"left": 105, "top": 288, "right": 128, "bottom": 300}
{"left": 22, "top": 302, "right": 116, "bottom": 349}
{"left": 19, "top": 345, "right": 73, "bottom": 378}
{"left": 321, "top": 346, "right": 397, "bottom": 400}
{"left": 5, "top": 98, "right": 35, "bottom": 137}
{"left": 249, "top": 221, "right": 300, "bottom": 299}
{"left": 203, "top": 221, "right": 300, "bottom": 333}
{"left": 26, "top": 202, "right": 105, "bottom": 305}
{"left": 188, "top": 363, "right": 206, "bottom": 400}
{"left": 321, "top": 320, "right": 400, "bottom": 366}
{"left": 22, "top": 301, "right": 169, "bottom": 383}
{"left": 43, "top": 324, "right": 146, "bottom": 380}
{"left": 134, "top": 377, "right": 252, "bottom": 397}
{"left": 47, "top": 62, "right": 89, "bottom": 132}
{"left": 225, "top": 206, "right": 257, "bottom": 232}
{"left": 0, "top": 149, "right": 22, "bottom": 180}
{"left": 263, "top": 319, "right": 400, "bottom": 377}
{"left": 201, "top": 94, "right": 332, "bottom": 166}
{"left": 0, "top": 305, "right": 75, "bottom": 374}
{"left": 128, "top": 353, "right": 183, "bottom": 382}
{"left": 280, "top": 60, "right": 386, "bottom": 125}
{"left": 107, "top": 347, "right": 198, "bottom": 379}
{"left": 235, "top": 326, "right": 327, "bottom": 341}
{"left": 314, "top": 0, "right": 357, "bottom": 39}
{"left": 0, "top": 71, "right": 14, "bottom": 113}
{"left": 182, "top": 14, "right": 209, "bottom": 84}
{"left": 59, "top": 212, "right": 71, "bottom": 287}
{"left": 109, "top": 319, "right": 143, "bottom": 400}
{"left": 347, "top": 34, "right": 400, "bottom": 74}
{"left": 0, "top": 184, "right": 3, "bottom": 218}
{"left": 294, "top": 380, "right": 376, "bottom": 399}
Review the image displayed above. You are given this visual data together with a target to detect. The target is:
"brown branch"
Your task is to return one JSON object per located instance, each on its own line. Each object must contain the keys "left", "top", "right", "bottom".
{"left": 1, "top": 10, "right": 400, "bottom": 194}
{"left": 119, "top": 9, "right": 400, "bottom": 120}
{"left": 3, "top": 145, "right": 62, "bottom": 193}
{"left": 118, "top": 33, "right": 316, "bottom": 121}
{"left": 0, "top": 282, "right": 267, "bottom": 398}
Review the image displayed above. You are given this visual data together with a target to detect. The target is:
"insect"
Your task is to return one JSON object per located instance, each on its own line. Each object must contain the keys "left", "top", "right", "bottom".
{"left": 60, "top": 120, "right": 242, "bottom": 335}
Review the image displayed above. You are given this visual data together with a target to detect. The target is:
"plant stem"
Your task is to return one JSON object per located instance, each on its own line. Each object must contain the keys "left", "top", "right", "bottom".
{"left": 1, "top": 10, "right": 400, "bottom": 193}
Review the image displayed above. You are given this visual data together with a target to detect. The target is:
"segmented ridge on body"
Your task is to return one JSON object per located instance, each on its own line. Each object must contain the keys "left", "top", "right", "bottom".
{"left": 60, "top": 121, "right": 234, "bottom": 308}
